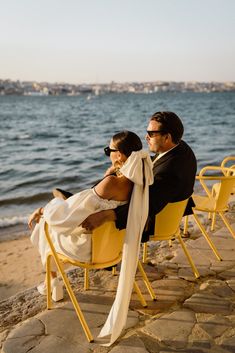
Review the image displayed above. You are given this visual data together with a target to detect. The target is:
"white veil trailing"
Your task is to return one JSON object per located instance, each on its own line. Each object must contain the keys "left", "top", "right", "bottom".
{"left": 98, "top": 150, "right": 153, "bottom": 346}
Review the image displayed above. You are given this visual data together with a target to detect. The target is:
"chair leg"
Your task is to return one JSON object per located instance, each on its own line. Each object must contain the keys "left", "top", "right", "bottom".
{"left": 84, "top": 268, "right": 89, "bottom": 290}
{"left": 133, "top": 281, "right": 147, "bottom": 307}
{"left": 112, "top": 266, "right": 117, "bottom": 275}
{"left": 49, "top": 255, "right": 93, "bottom": 342}
{"left": 177, "top": 235, "right": 200, "bottom": 278}
{"left": 137, "top": 261, "right": 156, "bottom": 301}
{"left": 60, "top": 264, "right": 94, "bottom": 342}
{"left": 219, "top": 212, "right": 235, "bottom": 239}
{"left": 211, "top": 212, "right": 216, "bottom": 231}
{"left": 142, "top": 243, "right": 148, "bottom": 263}
{"left": 44, "top": 224, "right": 93, "bottom": 342}
{"left": 193, "top": 213, "right": 222, "bottom": 261}
{"left": 183, "top": 216, "right": 189, "bottom": 235}
{"left": 46, "top": 255, "right": 53, "bottom": 309}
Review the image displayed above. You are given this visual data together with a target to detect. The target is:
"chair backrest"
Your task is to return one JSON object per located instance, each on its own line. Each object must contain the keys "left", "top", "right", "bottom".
{"left": 91, "top": 221, "right": 125, "bottom": 264}
{"left": 152, "top": 199, "right": 189, "bottom": 240}
{"left": 221, "top": 156, "right": 235, "bottom": 176}
{"left": 214, "top": 175, "right": 235, "bottom": 210}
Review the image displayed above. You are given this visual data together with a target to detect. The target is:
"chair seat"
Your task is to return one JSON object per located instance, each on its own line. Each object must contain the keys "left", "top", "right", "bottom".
{"left": 193, "top": 194, "right": 228, "bottom": 212}
{"left": 53, "top": 251, "right": 122, "bottom": 270}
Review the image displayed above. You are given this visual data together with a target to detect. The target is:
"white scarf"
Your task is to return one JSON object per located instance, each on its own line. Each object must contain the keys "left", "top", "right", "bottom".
{"left": 98, "top": 150, "right": 153, "bottom": 345}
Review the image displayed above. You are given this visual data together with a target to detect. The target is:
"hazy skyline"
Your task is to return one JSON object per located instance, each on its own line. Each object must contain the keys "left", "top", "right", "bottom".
{"left": 1, "top": 0, "right": 235, "bottom": 84}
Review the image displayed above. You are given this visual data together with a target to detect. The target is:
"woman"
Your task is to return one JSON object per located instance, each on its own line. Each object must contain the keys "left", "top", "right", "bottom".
{"left": 28, "top": 130, "right": 142, "bottom": 301}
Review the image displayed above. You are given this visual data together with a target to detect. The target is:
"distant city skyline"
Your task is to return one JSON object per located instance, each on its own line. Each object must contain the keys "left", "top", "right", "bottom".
{"left": 1, "top": 0, "right": 235, "bottom": 84}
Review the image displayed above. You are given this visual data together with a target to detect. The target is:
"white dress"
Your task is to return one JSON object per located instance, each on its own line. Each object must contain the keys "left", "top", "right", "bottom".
{"left": 31, "top": 150, "right": 154, "bottom": 346}
{"left": 31, "top": 188, "right": 126, "bottom": 267}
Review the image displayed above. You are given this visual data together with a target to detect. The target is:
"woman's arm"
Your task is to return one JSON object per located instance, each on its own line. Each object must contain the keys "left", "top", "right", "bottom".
{"left": 28, "top": 207, "right": 44, "bottom": 229}
{"left": 94, "top": 175, "right": 118, "bottom": 200}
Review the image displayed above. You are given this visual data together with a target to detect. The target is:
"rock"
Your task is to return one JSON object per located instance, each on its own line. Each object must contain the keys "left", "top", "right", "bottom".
{"left": 218, "top": 269, "right": 235, "bottom": 280}
{"left": 183, "top": 292, "right": 233, "bottom": 315}
{"left": 197, "top": 315, "right": 230, "bottom": 338}
{"left": 226, "top": 279, "right": 235, "bottom": 292}
{"left": 109, "top": 336, "right": 148, "bottom": 353}
{"left": 221, "top": 335, "right": 235, "bottom": 352}
{"left": 141, "top": 310, "right": 196, "bottom": 349}
{"left": 2, "top": 297, "right": 138, "bottom": 353}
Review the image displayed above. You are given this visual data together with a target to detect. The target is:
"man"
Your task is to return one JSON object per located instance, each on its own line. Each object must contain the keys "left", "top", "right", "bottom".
{"left": 82, "top": 111, "right": 197, "bottom": 241}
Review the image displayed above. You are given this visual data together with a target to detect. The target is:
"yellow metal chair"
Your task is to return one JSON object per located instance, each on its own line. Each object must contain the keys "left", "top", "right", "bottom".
{"left": 142, "top": 199, "right": 200, "bottom": 279}
{"left": 44, "top": 221, "right": 156, "bottom": 342}
{"left": 184, "top": 166, "right": 235, "bottom": 246}
{"left": 210, "top": 157, "right": 235, "bottom": 229}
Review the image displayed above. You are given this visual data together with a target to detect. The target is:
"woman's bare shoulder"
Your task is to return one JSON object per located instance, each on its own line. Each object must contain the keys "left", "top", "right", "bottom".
{"left": 94, "top": 175, "right": 119, "bottom": 199}
{"left": 94, "top": 175, "right": 132, "bottom": 200}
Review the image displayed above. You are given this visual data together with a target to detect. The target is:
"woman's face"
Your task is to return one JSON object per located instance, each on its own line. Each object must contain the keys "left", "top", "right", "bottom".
{"left": 109, "top": 138, "right": 119, "bottom": 165}
{"left": 109, "top": 138, "right": 127, "bottom": 166}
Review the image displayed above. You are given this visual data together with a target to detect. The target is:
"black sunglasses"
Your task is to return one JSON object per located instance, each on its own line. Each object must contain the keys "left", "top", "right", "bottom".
{"left": 146, "top": 130, "right": 166, "bottom": 138}
{"left": 104, "top": 146, "right": 118, "bottom": 156}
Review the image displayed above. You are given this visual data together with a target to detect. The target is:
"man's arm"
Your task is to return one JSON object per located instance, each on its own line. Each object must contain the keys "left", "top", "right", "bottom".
{"left": 81, "top": 209, "right": 116, "bottom": 230}
{"left": 81, "top": 203, "right": 129, "bottom": 231}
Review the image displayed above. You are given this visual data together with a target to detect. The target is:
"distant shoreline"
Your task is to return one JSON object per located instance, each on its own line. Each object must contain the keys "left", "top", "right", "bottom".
{"left": 1, "top": 79, "right": 235, "bottom": 96}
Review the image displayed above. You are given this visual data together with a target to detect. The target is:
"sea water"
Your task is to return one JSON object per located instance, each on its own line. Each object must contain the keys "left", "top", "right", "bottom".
{"left": 0, "top": 92, "right": 234, "bottom": 234}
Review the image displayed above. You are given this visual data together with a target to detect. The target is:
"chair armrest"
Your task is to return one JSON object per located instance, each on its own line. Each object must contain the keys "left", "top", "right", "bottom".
{"left": 198, "top": 166, "right": 225, "bottom": 177}
{"left": 221, "top": 156, "right": 235, "bottom": 169}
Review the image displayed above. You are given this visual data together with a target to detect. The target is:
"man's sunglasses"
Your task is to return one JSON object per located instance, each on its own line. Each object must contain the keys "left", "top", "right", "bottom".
{"left": 104, "top": 146, "right": 118, "bottom": 156}
{"left": 146, "top": 130, "right": 166, "bottom": 138}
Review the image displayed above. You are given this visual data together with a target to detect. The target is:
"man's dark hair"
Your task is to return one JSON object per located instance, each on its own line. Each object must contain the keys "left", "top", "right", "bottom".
{"left": 150, "top": 111, "right": 184, "bottom": 144}
{"left": 112, "top": 130, "right": 142, "bottom": 157}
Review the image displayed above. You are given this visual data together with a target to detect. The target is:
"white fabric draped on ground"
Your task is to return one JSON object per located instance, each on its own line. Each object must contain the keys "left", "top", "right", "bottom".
{"left": 98, "top": 150, "right": 153, "bottom": 346}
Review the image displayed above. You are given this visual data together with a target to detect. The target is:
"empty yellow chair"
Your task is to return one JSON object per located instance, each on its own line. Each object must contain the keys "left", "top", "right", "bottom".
{"left": 210, "top": 156, "right": 235, "bottom": 229}
{"left": 188, "top": 166, "right": 235, "bottom": 240}
{"left": 44, "top": 221, "right": 155, "bottom": 342}
{"left": 142, "top": 199, "right": 200, "bottom": 279}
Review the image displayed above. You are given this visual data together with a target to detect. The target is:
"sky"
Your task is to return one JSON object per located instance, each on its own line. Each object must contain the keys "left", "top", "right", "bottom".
{"left": 0, "top": 0, "right": 235, "bottom": 84}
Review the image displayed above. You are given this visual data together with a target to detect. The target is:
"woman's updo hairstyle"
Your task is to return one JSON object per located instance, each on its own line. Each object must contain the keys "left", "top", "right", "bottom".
{"left": 112, "top": 130, "right": 142, "bottom": 157}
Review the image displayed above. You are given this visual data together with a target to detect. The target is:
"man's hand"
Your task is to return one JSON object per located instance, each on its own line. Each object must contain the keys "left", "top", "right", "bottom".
{"left": 81, "top": 209, "right": 116, "bottom": 231}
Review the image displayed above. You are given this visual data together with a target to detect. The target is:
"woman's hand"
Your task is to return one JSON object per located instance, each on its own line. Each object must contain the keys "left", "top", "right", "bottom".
{"left": 28, "top": 207, "right": 44, "bottom": 229}
{"left": 104, "top": 165, "right": 117, "bottom": 176}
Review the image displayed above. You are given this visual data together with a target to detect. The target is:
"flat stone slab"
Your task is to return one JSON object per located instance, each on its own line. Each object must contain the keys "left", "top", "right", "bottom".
{"left": 200, "top": 279, "right": 235, "bottom": 298}
{"left": 109, "top": 336, "right": 148, "bottom": 353}
{"left": 2, "top": 298, "right": 139, "bottom": 353}
{"left": 197, "top": 314, "right": 231, "bottom": 339}
{"left": 218, "top": 268, "right": 235, "bottom": 280}
{"left": 183, "top": 292, "right": 233, "bottom": 315}
{"left": 141, "top": 310, "right": 196, "bottom": 349}
{"left": 221, "top": 335, "right": 235, "bottom": 352}
{"left": 227, "top": 279, "right": 235, "bottom": 292}
{"left": 151, "top": 278, "right": 194, "bottom": 303}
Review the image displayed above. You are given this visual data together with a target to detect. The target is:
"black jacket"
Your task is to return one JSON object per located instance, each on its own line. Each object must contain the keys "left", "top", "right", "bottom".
{"left": 115, "top": 140, "right": 197, "bottom": 241}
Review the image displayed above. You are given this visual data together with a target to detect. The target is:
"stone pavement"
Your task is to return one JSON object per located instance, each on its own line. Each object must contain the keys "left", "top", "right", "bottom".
{"left": 1, "top": 217, "right": 235, "bottom": 353}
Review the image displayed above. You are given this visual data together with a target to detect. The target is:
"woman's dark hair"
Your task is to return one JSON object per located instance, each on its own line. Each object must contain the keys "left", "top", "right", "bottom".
{"left": 150, "top": 111, "right": 184, "bottom": 144}
{"left": 112, "top": 130, "right": 142, "bottom": 157}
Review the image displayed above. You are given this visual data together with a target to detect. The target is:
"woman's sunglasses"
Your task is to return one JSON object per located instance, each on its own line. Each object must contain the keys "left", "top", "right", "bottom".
{"left": 104, "top": 146, "right": 118, "bottom": 156}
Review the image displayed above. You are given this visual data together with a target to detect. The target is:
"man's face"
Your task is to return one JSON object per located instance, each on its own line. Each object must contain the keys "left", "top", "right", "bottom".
{"left": 145, "top": 120, "right": 167, "bottom": 153}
